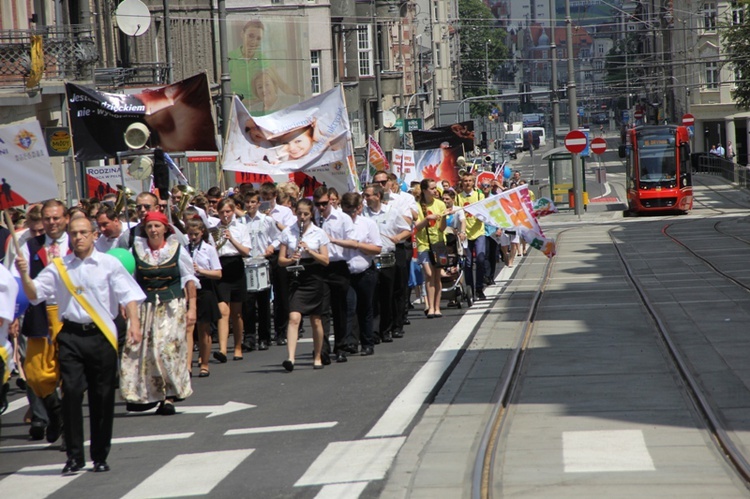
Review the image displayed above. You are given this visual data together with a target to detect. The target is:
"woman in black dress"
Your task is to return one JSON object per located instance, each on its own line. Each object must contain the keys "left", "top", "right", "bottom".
{"left": 277, "top": 198, "right": 330, "bottom": 371}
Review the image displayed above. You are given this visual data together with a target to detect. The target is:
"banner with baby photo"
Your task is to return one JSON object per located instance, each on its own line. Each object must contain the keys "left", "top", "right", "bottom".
{"left": 463, "top": 185, "right": 556, "bottom": 258}
{"left": 222, "top": 87, "right": 353, "bottom": 175}
{"left": 392, "top": 147, "right": 461, "bottom": 187}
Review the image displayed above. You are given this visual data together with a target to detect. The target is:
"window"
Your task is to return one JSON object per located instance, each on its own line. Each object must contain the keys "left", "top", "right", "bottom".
{"left": 705, "top": 61, "right": 719, "bottom": 89}
{"left": 357, "top": 25, "right": 373, "bottom": 77}
{"left": 435, "top": 43, "right": 441, "bottom": 67}
{"left": 733, "top": 1, "right": 745, "bottom": 25}
{"left": 703, "top": 3, "right": 717, "bottom": 30}
{"left": 310, "top": 50, "right": 321, "bottom": 95}
{"left": 351, "top": 119, "right": 365, "bottom": 148}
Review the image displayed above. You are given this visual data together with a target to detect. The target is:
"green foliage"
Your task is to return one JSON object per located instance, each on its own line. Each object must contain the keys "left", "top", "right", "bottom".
{"left": 722, "top": 4, "right": 750, "bottom": 110}
{"left": 603, "top": 35, "right": 638, "bottom": 109}
{"left": 458, "top": 0, "right": 508, "bottom": 118}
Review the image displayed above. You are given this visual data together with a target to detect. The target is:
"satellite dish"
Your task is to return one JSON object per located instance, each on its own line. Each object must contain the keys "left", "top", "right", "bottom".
{"left": 128, "top": 155, "right": 153, "bottom": 180}
{"left": 124, "top": 122, "right": 150, "bottom": 149}
{"left": 382, "top": 110, "right": 397, "bottom": 129}
{"left": 115, "top": 0, "right": 152, "bottom": 37}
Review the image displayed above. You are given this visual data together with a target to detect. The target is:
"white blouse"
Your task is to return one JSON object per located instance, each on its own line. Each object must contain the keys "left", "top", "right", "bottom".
{"left": 279, "top": 223, "right": 330, "bottom": 260}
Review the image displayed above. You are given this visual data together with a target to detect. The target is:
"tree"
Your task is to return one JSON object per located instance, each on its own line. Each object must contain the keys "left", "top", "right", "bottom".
{"left": 457, "top": 0, "right": 508, "bottom": 118}
{"left": 722, "top": 6, "right": 750, "bottom": 110}
{"left": 603, "top": 35, "right": 639, "bottom": 110}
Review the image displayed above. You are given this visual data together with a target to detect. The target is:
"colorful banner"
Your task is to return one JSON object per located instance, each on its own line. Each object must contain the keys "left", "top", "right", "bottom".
{"left": 411, "top": 121, "right": 475, "bottom": 152}
{"left": 85, "top": 165, "right": 143, "bottom": 201}
{"left": 66, "top": 73, "right": 217, "bottom": 161}
{"left": 392, "top": 147, "right": 460, "bottom": 187}
{"left": 463, "top": 185, "right": 556, "bottom": 258}
{"left": 532, "top": 197, "right": 558, "bottom": 218}
{"left": 368, "top": 135, "right": 389, "bottom": 171}
{"left": 222, "top": 88, "right": 353, "bottom": 175}
{"left": 226, "top": 15, "right": 308, "bottom": 115}
{"left": 0, "top": 120, "right": 59, "bottom": 209}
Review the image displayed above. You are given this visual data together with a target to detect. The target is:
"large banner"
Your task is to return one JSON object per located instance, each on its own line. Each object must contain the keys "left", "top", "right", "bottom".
{"left": 463, "top": 185, "right": 556, "bottom": 258}
{"left": 85, "top": 165, "right": 144, "bottom": 201}
{"left": 66, "top": 73, "right": 217, "bottom": 161}
{"left": 0, "top": 120, "right": 59, "bottom": 209}
{"left": 411, "top": 121, "right": 475, "bottom": 152}
{"left": 227, "top": 15, "right": 308, "bottom": 115}
{"left": 222, "top": 88, "right": 352, "bottom": 175}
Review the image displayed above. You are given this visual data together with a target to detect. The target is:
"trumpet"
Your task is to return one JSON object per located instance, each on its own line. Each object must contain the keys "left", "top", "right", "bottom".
{"left": 175, "top": 184, "right": 196, "bottom": 220}
{"left": 114, "top": 184, "right": 135, "bottom": 216}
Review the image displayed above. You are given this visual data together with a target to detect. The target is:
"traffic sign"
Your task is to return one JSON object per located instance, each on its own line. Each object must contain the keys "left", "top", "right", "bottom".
{"left": 682, "top": 113, "right": 695, "bottom": 126}
{"left": 564, "top": 130, "right": 587, "bottom": 154}
{"left": 476, "top": 171, "right": 495, "bottom": 186}
{"left": 634, "top": 110, "right": 643, "bottom": 120}
{"left": 590, "top": 137, "right": 607, "bottom": 155}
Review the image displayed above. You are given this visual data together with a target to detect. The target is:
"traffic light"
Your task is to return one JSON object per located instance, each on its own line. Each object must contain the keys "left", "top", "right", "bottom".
{"left": 153, "top": 147, "right": 169, "bottom": 201}
{"left": 480, "top": 131, "right": 487, "bottom": 150}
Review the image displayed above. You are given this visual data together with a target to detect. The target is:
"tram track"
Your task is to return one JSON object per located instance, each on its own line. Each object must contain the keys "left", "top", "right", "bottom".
{"left": 471, "top": 220, "right": 750, "bottom": 499}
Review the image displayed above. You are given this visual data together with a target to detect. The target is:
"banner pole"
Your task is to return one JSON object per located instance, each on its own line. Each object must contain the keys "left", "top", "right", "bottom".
{"left": 2, "top": 210, "right": 21, "bottom": 261}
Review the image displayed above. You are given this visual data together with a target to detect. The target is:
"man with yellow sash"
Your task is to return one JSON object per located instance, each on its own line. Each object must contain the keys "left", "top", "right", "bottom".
{"left": 12, "top": 199, "right": 69, "bottom": 443}
{"left": 16, "top": 217, "right": 145, "bottom": 474}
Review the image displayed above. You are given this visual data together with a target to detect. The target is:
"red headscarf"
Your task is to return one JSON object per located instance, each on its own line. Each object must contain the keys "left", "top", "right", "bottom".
{"left": 142, "top": 211, "right": 172, "bottom": 233}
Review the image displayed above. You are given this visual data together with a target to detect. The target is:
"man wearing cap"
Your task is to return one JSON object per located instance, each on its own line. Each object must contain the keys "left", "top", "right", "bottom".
{"left": 15, "top": 216, "right": 145, "bottom": 474}
{"left": 458, "top": 173, "right": 487, "bottom": 300}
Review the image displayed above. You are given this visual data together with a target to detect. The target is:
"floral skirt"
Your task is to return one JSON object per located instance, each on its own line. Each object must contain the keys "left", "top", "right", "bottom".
{"left": 120, "top": 297, "right": 193, "bottom": 404}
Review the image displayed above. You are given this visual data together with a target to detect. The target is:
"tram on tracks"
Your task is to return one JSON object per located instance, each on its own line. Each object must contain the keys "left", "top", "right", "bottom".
{"left": 619, "top": 124, "right": 693, "bottom": 214}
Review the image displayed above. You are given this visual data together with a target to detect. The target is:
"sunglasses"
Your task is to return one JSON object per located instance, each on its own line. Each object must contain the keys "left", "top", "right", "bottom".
{"left": 135, "top": 204, "right": 152, "bottom": 210}
{"left": 374, "top": 180, "right": 387, "bottom": 185}
{"left": 315, "top": 201, "right": 329, "bottom": 207}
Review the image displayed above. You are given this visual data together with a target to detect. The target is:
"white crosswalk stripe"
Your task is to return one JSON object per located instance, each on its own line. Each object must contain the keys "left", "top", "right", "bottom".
{"left": 121, "top": 448, "right": 254, "bottom": 499}
{"left": 0, "top": 464, "right": 86, "bottom": 499}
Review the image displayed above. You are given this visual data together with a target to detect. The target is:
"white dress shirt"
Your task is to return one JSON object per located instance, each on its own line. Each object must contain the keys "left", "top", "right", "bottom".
{"left": 279, "top": 224, "right": 330, "bottom": 259}
{"left": 347, "top": 216, "right": 382, "bottom": 274}
{"left": 12, "top": 233, "right": 70, "bottom": 305}
{"left": 188, "top": 240, "right": 222, "bottom": 272}
{"left": 317, "top": 209, "right": 355, "bottom": 262}
{"left": 240, "top": 212, "right": 279, "bottom": 258}
{"left": 94, "top": 233, "right": 120, "bottom": 253}
{"left": 214, "top": 216, "right": 252, "bottom": 258}
{"left": 363, "top": 202, "right": 411, "bottom": 253}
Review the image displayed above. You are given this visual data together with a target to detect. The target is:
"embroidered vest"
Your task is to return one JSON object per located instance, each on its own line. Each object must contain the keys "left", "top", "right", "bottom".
{"left": 134, "top": 245, "right": 183, "bottom": 303}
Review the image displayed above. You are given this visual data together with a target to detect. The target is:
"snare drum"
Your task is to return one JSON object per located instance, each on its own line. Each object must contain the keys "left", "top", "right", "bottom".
{"left": 374, "top": 252, "right": 396, "bottom": 269}
{"left": 244, "top": 258, "right": 271, "bottom": 292}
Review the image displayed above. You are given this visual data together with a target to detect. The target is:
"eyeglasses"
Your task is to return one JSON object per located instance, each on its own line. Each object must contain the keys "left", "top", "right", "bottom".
{"left": 158, "top": 204, "right": 168, "bottom": 209}
{"left": 374, "top": 180, "right": 388, "bottom": 185}
{"left": 315, "top": 201, "right": 329, "bottom": 207}
{"left": 135, "top": 204, "right": 152, "bottom": 210}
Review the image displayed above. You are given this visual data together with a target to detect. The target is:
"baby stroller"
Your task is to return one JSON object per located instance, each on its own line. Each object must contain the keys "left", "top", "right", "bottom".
{"left": 440, "top": 228, "right": 473, "bottom": 308}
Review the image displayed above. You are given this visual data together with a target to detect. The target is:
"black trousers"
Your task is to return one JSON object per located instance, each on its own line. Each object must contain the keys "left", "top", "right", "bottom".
{"left": 393, "top": 244, "right": 410, "bottom": 331}
{"left": 320, "top": 261, "right": 351, "bottom": 353}
{"left": 376, "top": 263, "right": 396, "bottom": 335}
{"left": 350, "top": 267, "right": 378, "bottom": 349}
{"left": 269, "top": 252, "right": 290, "bottom": 340}
{"left": 57, "top": 324, "right": 118, "bottom": 464}
{"left": 243, "top": 287, "right": 272, "bottom": 346}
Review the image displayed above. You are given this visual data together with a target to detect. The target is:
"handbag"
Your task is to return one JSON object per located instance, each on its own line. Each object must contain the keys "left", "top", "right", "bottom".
{"left": 426, "top": 223, "right": 449, "bottom": 268}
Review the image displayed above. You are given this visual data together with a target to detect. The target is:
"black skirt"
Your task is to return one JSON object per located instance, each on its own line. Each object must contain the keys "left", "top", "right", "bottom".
{"left": 216, "top": 255, "right": 247, "bottom": 303}
{"left": 196, "top": 277, "right": 221, "bottom": 324}
{"left": 289, "top": 260, "right": 330, "bottom": 316}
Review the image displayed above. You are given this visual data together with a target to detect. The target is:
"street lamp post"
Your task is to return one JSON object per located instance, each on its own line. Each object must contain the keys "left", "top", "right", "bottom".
{"left": 485, "top": 40, "right": 490, "bottom": 96}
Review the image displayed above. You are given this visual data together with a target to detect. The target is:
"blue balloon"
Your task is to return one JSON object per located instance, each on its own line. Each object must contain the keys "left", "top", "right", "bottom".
{"left": 14, "top": 277, "right": 29, "bottom": 319}
{"left": 503, "top": 165, "right": 512, "bottom": 179}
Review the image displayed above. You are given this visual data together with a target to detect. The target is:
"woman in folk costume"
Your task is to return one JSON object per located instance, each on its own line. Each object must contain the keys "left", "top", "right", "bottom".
{"left": 120, "top": 211, "right": 198, "bottom": 416}
{"left": 0, "top": 264, "right": 18, "bottom": 416}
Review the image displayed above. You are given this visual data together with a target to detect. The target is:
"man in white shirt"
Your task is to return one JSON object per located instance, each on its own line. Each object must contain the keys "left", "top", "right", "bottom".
{"left": 260, "top": 182, "right": 297, "bottom": 346}
{"left": 94, "top": 207, "right": 124, "bottom": 253}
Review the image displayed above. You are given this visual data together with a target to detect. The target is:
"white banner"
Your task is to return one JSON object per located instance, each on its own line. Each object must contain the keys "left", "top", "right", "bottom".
{"left": 0, "top": 120, "right": 59, "bottom": 208}
{"left": 222, "top": 87, "right": 352, "bottom": 175}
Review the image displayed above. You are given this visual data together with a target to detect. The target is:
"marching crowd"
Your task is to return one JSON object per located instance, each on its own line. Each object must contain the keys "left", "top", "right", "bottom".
{"left": 0, "top": 167, "right": 530, "bottom": 474}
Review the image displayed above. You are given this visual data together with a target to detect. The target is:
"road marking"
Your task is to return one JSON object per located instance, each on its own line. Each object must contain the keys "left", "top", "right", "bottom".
{"left": 0, "top": 464, "right": 85, "bottom": 499}
{"left": 174, "top": 401, "right": 255, "bottom": 418}
{"left": 4, "top": 396, "right": 29, "bottom": 415}
{"left": 225, "top": 421, "right": 337, "bottom": 436}
{"left": 121, "top": 449, "right": 254, "bottom": 499}
{"left": 295, "top": 437, "right": 405, "bottom": 486}
{"left": 314, "top": 481, "right": 369, "bottom": 498}
{"left": 0, "top": 432, "right": 193, "bottom": 452}
{"left": 563, "top": 430, "right": 655, "bottom": 473}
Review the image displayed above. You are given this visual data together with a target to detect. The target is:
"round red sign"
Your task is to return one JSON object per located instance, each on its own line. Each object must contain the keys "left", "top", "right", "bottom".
{"left": 590, "top": 137, "right": 607, "bottom": 155}
{"left": 564, "top": 130, "right": 587, "bottom": 154}
{"left": 682, "top": 113, "right": 695, "bottom": 126}
{"left": 634, "top": 110, "right": 643, "bottom": 119}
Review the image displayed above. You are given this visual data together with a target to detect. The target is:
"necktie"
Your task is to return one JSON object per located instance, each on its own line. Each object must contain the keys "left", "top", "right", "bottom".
{"left": 48, "top": 241, "right": 60, "bottom": 259}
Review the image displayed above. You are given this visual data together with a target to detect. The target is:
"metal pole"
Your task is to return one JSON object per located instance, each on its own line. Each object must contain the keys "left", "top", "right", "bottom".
{"left": 485, "top": 40, "right": 490, "bottom": 96}
{"left": 163, "top": 0, "right": 172, "bottom": 83}
{"left": 566, "top": 0, "right": 583, "bottom": 216}
{"left": 218, "top": 0, "right": 231, "bottom": 139}
{"left": 549, "top": 0, "right": 559, "bottom": 148}
{"left": 430, "top": 5, "right": 438, "bottom": 127}
{"left": 373, "top": 2, "right": 383, "bottom": 130}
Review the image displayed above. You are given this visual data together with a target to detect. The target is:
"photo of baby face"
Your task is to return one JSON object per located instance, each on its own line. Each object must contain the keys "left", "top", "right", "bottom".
{"left": 244, "top": 118, "right": 268, "bottom": 145}
{"left": 276, "top": 126, "right": 315, "bottom": 160}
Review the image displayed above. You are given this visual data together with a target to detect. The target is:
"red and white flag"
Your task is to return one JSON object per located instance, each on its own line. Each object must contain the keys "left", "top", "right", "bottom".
{"left": 368, "top": 135, "right": 389, "bottom": 172}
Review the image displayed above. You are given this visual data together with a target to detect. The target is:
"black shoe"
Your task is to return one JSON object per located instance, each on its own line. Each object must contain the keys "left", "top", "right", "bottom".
{"left": 382, "top": 331, "right": 393, "bottom": 343}
{"left": 15, "top": 377, "right": 27, "bottom": 391}
{"left": 392, "top": 329, "right": 405, "bottom": 338}
{"left": 126, "top": 401, "right": 159, "bottom": 412}
{"left": 212, "top": 351, "right": 228, "bottom": 363}
{"left": 341, "top": 345, "right": 358, "bottom": 354}
{"left": 0, "top": 382, "right": 8, "bottom": 415}
{"left": 282, "top": 360, "right": 294, "bottom": 372}
{"left": 29, "top": 420, "right": 46, "bottom": 440}
{"left": 155, "top": 401, "right": 176, "bottom": 416}
{"left": 373, "top": 335, "right": 381, "bottom": 345}
{"left": 403, "top": 319, "right": 411, "bottom": 325}
{"left": 46, "top": 420, "right": 62, "bottom": 444}
{"left": 93, "top": 461, "right": 110, "bottom": 472}
{"left": 62, "top": 459, "right": 84, "bottom": 474}
{"left": 241, "top": 343, "right": 256, "bottom": 352}
{"left": 361, "top": 346, "right": 374, "bottom": 356}
{"left": 335, "top": 352, "right": 348, "bottom": 363}
{"left": 321, "top": 351, "right": 331, "bottom": 366}
{"left": 276, "top": 338, "right": 288, "bottom": 346}
{"left": 258, "top": 341, "right": 269, "bottom": 351}
{"left": 476, "top": 290, "right": 486, "bottom": 301}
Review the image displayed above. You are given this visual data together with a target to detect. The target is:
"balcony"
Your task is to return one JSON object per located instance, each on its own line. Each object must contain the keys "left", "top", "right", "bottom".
{"left": 94, "top": 63, "right": 171, "bottom": 90}
{"left": 0, "top": 25, "right": 98, "bottom": 90}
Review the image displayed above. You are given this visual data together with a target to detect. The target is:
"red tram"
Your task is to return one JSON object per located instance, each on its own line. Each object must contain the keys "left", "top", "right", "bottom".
{"left": 619, "top": 125, "right": 693, "bottom": 214}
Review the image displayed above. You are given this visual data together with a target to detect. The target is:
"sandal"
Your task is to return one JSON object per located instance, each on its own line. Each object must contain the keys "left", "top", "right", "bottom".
{"left": 198, "top": 369, "right": 210, "bottom": 378}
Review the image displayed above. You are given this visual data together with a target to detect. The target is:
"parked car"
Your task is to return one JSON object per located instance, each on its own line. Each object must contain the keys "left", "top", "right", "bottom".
{"left": 501, "top": 139, "right": 517, "bottom": 159}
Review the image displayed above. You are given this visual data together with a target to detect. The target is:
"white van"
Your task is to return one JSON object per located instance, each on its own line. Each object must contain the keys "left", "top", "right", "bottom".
{"left": 524, "top": 127, "right": 547, "bottom": 148}
{"left": 505, "top": 132, "right": 523, "bottom": 151}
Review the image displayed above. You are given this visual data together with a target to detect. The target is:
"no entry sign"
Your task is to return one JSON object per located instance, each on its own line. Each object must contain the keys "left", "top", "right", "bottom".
{"left": 682, "top": 113, "right": 695, "bottom": 126}
{"left": 590, "top": 137, "right": 607, "bottom": 155}
{"left": 564, "top": 130, "right": 587, "bottom": 154}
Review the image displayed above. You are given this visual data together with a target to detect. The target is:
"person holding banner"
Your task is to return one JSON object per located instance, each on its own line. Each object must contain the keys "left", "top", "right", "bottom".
{"left": 458, "top": 173, "right": 487, "bottom": 301}
{"left": 0, "top": 263, "right": 17, "bottom": 425}
{"left": 415, "top": 178, "right": 447, "bottom": 319}
{"left": 15, "top": 216, "right": 145, "bottom": 474}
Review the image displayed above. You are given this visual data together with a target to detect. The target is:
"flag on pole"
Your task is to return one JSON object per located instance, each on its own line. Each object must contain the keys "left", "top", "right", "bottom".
{"left": 368, "top": 135, "right": 389, "bottom": 171}
{"left": 163, "top": 152, "right": 188, "bottom": 185}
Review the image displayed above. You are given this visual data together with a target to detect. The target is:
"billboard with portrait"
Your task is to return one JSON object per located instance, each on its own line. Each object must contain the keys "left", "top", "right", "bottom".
{"left": 227, "top": 14, "right": 309, "bottom": 115}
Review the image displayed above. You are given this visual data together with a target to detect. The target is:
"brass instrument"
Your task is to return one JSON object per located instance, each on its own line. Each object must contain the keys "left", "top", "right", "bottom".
{"left": 175, "top": 184, "right": 196, "bottom": 220}
{"left": 114, "top": 184, "right": 135, "bottom": 216}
